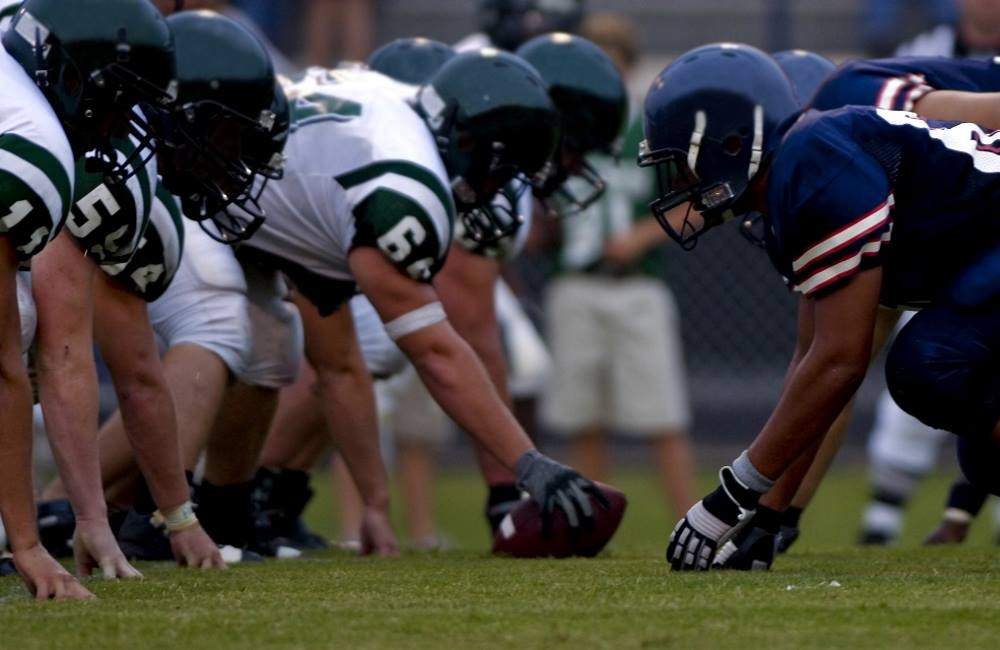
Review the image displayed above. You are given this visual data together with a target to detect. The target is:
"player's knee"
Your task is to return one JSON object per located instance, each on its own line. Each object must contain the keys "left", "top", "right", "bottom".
{"left": 885, "top": 325, "right": 1000, "bottom": 437}
{"left": 957, "top": 435, "right": 1000, "bottom": 497}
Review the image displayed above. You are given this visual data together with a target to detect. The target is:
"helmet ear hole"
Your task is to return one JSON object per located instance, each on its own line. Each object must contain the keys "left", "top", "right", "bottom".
{"left": 722, "top": 134, "right": 743, "bottom": 156}
{"left": 456, "top": 132, "right": 477, "bottom": 153}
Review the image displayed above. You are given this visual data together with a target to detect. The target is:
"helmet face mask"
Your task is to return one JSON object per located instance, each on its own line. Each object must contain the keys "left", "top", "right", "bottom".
{"left": 149, "top": 11, "right": 287, "bottom": 244}
{"left": 152, "top": 102, "right": 279, "bottom": 243}
{"left": 640, "top": 147, "right": 729, "bottom": 250}
{"left": 449, "top": 136, "right": 536, "bottom": 243}
{"left": 534, "top": 141, "right": 607, "bottom": 218}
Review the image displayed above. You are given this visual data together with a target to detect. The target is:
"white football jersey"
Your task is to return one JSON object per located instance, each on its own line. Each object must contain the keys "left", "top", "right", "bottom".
{"left": 247, "top": 69, "right": 455, "bottom": 315}
{"left": 0, "top": 0, "right": 18, "bottom": 31}
{"left": 0, "top": 38, "right": 75, "bottom": 259}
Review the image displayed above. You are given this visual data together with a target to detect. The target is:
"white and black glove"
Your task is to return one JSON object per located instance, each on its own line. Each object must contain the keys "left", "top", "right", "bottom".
{"left": 667, "top": 465, "right": 762, "bottom": 571}
{"left": 515, "top": 450, "right": 607, "bottom": 536}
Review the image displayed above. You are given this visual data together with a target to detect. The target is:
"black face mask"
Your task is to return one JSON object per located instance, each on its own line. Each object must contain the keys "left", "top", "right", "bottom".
{"left": 454, "top": 179, "right": 527, "bottom": 245}
{"left": 535, "top": 158, "right": 606, "bottom": 219}
{"left": 148, "top": 101, "right": 276, "bottom": 244}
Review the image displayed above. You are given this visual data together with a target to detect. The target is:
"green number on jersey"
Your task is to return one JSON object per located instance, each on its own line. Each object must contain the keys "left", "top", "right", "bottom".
{"left": 291, "top": 93, "right": 363, "bottom": 126}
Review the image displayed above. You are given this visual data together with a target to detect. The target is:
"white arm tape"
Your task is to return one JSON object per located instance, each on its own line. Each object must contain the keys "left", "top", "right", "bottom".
{"left": 384, "top": 301, "right": 447, "bottom": 341}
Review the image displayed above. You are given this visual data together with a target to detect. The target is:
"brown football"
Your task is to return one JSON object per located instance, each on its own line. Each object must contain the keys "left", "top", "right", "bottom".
{"left": 491, "top": 482, "right": 627, "bottom": 558}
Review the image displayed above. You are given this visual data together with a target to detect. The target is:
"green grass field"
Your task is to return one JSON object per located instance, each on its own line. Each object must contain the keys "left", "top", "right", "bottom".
{"left": 3, "top": 468, "right": 1000, "bottom": 649}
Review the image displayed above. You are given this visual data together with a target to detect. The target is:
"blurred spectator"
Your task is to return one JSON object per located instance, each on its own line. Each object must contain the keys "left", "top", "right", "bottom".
{"left": 455, "top": 0, "right": 585, "bottom": 52}
{"left": 896, "top": 0, "right": 1000, "bottom": 56}
{"left": 864, "top": 0, "right": 957, "bottom": 56}
{"left": 540, "top": 13, "right": 696, "bottom": 520}
{"left": 301, "top": 0, "right": 375, "bottom": 65}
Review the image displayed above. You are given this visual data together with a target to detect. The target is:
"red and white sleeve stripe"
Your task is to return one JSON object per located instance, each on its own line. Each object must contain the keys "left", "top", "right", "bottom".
{"left": 792, "top": 195, "right": 894, "bottom": 295}
{"left": 875, "top": 74, "right": 933, "bottom": 112}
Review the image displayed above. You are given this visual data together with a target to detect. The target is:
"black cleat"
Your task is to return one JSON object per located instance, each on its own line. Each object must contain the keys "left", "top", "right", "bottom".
{"left": 858, "top": 529, "right": 895, "bottom": 546}
{"left": 776, "top": 524, "right": 800, "bottom": 554}
{"left": 0, "top": 557, "right": 17, "bottom": 577}
{"left": 117, "top": 509, "right": 172, "bottom": 561}
{"left": 251, "top": 468, "right": 328, "bottom": 552}
{"left": 37, "top": 500, "right": 76, "bottom": 558}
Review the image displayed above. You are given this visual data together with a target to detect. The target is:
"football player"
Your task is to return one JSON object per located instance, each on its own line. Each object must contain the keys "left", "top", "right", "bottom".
{"left": 0, "top": 0, "right": 175, "bottom": 599}
{"left": 254, "top": 35, "right": 628, "bottom": 552}
{"left": 643, "top": 43, "right": 1000, "bottom": 571}
{"left": 37, "top": 11, "right": 289, "bottom": 563}
{"left": 251, "top": 39, "right": 455, "bottom": 552}
{"left": 201, "top": 49, "right": 618, "bottom": 557}
{"left": 723, "top": 54, "right": 1000, "bottom": 566}
{"left": 720, "top": 57, "right": 1000, "bottom": 560}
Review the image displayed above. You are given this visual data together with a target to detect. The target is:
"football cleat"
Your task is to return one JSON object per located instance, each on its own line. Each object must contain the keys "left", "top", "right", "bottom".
{"left": 37, "top": 499, "right": 76, "bottom": 558}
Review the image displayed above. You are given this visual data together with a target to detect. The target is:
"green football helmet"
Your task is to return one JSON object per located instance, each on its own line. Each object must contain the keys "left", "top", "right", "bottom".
{"left": 367, "top": 37, "right": 455, "bottom": 86}
{"left": 148, "top": 11, "right": 284, "bottom": 243}
{"left": 2, "top": 0, "right": 176, "bottom": 176}
{"left": 416, "top": 48, "right": 560, "bottom": 243}
{"left": 516, "top": 33, "right": 627, "bottom": 217}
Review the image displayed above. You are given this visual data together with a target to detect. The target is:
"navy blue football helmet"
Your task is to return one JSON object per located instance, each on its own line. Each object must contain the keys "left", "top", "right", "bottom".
{"left": 639, "top": 43, "right": 799, "bottom": 249}
{"left": 772, "top": 49, "right": 836, "bottom": 108}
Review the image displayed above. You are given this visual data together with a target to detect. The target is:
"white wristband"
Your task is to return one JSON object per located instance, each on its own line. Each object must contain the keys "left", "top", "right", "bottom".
{"left": 151, "top": 500, "right": 199, "bottom": 533}
{"left": 384, "top": 301, "right": 447, "bottom": 341}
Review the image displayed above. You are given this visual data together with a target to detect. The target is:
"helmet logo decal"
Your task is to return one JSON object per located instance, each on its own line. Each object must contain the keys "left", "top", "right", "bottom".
{"left": 14, "top": 10, "right": 49, "bottom": 49}
{"left": 116, "top": 29, "right": 131, "bottom": 63}
{"left": 419, "top": 86, "right": 447, "bottom": 130}
{"left": 687, "top": 110, "right": 707, "bottom": 173}
{"left": 748, "top": 104, "right": 764, "bottom": 178}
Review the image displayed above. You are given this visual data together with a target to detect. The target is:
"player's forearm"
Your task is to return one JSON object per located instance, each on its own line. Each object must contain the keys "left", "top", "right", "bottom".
{"left": 313, "top": 364, "right": 390, "bottom": 508}
{"left": 401, "top": 322, "right": 533, "bottom": 469}
{"left": 36, "top": 357, "right": 106, "bottom": 520}
{"left": 748, "top": 350, "right": 867, "bottom": 480}
{"left": 631, "top": 216, "right": 671, "bottom": 254}
{"left": 110, "top": 366, "right": 188, "bottom": 510}
{"left": 451, "top": 311, "right": 512, "bottom": 407}
{"left": 95, "top": 279, "right": 189, "bottom": 509}
{"left": 0, "top": 372, "right": 42, "bottom": 550}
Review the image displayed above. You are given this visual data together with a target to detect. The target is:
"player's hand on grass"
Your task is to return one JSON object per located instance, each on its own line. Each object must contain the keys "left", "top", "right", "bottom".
{"left": 359, "top": 506, "right": 399, "bottom": 556}
{"left": 515, "top": 450, "right": 609, "bottom": 536}
{"left": 667, "top": 466, "right": 760, "bottom": 571}
{"left": 73, "top": 518, "right": 142, "bottom": 580}
{"left": 170, "top": 523, "right": 226, "bottom": 569}
{"left": 14, "top": 543, "right": 95, "bottom": 600}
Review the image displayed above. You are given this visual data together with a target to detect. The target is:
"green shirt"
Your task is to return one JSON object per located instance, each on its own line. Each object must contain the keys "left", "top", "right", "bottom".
{"left": 553, "top": 109, "right": 667, "bottom": 278}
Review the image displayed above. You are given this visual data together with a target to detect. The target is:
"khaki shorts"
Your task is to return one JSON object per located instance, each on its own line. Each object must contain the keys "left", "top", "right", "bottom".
{"left": 376, "top": 364, "right": 453, "bottom": 446}
{"left": 542, "top": 275, "right": 691, "bottom": 436}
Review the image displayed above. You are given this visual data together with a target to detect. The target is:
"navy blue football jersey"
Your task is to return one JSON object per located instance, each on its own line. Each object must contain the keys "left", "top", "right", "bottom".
{"left": 766, "top": 105, "right": 1000, "bottom": 308}
{"left": 811, "top": 56, "right": 1000, "bottom": 112}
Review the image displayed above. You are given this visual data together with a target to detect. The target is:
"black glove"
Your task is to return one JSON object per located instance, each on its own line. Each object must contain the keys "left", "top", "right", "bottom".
{"left": 515, "top": 450, "right": 608, "bottom": 535}
{"left": 776, "top": 525, "right": 800, "bottom": 553}
{"left": 666, "top": 466, "right": 761, "bottom": 571}
{"left": 712, "top": 522, "right": 776, "bottom": 571}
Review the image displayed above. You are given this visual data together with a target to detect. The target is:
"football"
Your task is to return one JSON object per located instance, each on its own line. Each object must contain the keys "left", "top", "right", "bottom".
{"left": 491, "top": 483, "right": 627, "bottom": 558}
